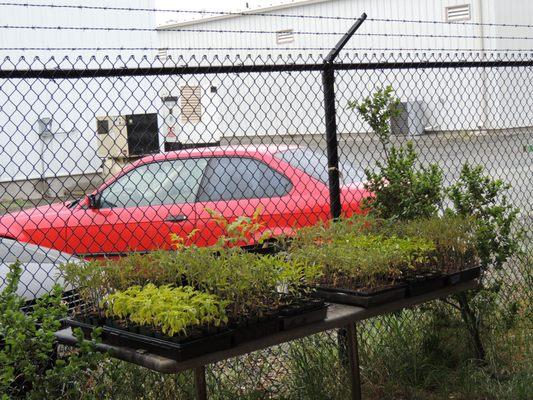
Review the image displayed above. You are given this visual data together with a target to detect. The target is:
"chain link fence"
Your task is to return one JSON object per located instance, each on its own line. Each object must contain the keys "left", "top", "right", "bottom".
{"left": 1, "top": 52, "right": 531, "bottom": 398}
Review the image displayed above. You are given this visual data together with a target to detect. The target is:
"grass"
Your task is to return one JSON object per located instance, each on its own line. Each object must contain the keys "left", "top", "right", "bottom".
{"left": 359, "top": 286, "right": 532, "bottom": 400}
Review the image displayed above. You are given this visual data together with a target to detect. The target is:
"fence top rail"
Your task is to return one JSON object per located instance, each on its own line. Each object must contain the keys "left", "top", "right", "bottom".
{"left": 1, "top": 59, "right": 532, "bottom": 79}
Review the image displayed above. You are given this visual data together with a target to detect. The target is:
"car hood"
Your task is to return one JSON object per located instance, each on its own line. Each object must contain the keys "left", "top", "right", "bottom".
{"left": 0, "top": 202, "right": 71, "bottom": 241}
{"left": 0, "top": 260, "right": 69, "bottom": 300}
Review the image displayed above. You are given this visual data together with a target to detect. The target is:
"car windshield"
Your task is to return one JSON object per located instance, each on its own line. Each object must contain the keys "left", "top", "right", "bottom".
{"left": 274, "top": 148, "right": 366, "bottom": 185}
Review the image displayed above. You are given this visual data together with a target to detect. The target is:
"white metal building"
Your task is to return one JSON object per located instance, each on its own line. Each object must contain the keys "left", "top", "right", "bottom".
{"left": 0, "top": 0, "right": 158, "bottom": 197}
{"left": 157, "top": 0, "right": 533, "bottom": 145}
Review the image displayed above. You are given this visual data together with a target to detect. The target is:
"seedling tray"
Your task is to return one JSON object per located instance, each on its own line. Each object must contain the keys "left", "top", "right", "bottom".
{"left": 446, "top": 266, "right": 481, "bottom": 286}
{"left": 231, "top": 316, "right": 280, "bottom": 345}
{"left": 278, "top": 300, "right": 328, "bottom": 330}
{"left": 312, "top": 284, "right": 407, "bottom": 308}
{"left": 64, "top": 318, "right": 233, "bottom": 362}
{"left": 460, "top": 266, "right": 481, "bottom": 282}
{"left": 406, "top": 274, "right": 446, "bottom": 297}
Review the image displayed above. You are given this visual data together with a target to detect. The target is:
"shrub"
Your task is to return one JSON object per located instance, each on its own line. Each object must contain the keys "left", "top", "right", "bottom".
{"left": 0, "top": 262, "right": 103, "bottom": 399}
{"left": 448, "top": 163, "right": 520, "bottom": 269}
{"left": 348, "top": 86, "right": 444, "bottom": 220}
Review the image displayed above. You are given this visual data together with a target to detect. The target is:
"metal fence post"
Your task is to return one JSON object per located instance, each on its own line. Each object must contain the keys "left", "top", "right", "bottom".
{"left": 322, "top": 12, "right": 367, "bottom": 220}
{"left": 322, "top": 63, "right": 342, "bottom": 219}
{"left": 321, "top": 13, "right": 367, "bottom": 398}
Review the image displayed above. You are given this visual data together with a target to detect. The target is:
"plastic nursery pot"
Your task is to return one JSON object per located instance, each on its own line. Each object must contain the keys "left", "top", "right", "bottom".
{"left": 64, "top": 317, "right": 105, "bottom": 340}
{"left": 104, "top": 326, "right": 234, "bottom": 361}
{"left": 313, "top": 284, "right": 407, "bottom": 308}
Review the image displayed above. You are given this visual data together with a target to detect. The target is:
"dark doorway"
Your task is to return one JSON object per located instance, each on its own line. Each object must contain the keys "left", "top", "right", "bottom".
{"left": 125, "top": 113, "right": 159, "bottom": 156}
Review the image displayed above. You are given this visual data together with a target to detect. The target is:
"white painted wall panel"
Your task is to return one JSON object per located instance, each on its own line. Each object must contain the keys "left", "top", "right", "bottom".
{"left": 0, "top": 0, "right": 160, "bottom": 183}
{"left": 157, "top": 0, "right": 533, "bottom": 140}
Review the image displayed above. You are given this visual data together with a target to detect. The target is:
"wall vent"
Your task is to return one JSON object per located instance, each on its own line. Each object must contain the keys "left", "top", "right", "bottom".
{"left": 276, "top": 29, "right": 294, "bottom": 44}
{"left": 180, "top": 85, "right": 202, "bottom": 124}
{"left": 445, "top": 4, "right": 471, "bottom": 21}
{"left": 157, "top": 48, "right": 168, "bottom": 61}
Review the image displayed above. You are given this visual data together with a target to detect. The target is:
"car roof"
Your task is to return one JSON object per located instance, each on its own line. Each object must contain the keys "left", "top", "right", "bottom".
{"left": 129, "top": 144, "right": 297, "bottom": 169}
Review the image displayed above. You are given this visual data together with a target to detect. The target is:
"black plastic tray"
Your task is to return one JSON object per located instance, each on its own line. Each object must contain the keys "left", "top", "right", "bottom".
{"left": 231, "top": 316, "right": 280, "bottom": 345}
{"left": 64, "top": 318, "right": 233, "bottom": 361}
{"left": 446, "top": 266, "right": 481, "bottom": 285}
{"left": 460, "top": 266, "right": 481, "bottom": 282}
{"left": 406, "top": 275, "right": 446, "bottom": 297}
{"left": 278, "top": 302, "right": 329, "bottom": 330}
{"left": 312, "top": 284, "right": 407, "bottom": 308}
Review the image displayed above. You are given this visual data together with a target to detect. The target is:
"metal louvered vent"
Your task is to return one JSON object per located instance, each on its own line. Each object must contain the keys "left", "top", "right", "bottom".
{"left": 157, "top": 48, "right": 168, "bottom": 60}
{"left": 180, "top": 85, "right": 202, "bottom": 124}
{"left": 446, "top": 4, "right": 471, "bottom": 21}
{"left": 276, "top": 29, "right": 294, "bottom": 44}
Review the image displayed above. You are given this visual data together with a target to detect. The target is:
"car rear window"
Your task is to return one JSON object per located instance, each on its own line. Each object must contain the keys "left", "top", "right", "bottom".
{"left": 274, "top": 148, "right": 365, "bottom": 184}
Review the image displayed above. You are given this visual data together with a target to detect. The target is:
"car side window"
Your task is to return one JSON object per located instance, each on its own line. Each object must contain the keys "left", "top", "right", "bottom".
{"left": 99, "top": 158, "right": 207, "bottom": 208}
{"left": 197, "top": 157, "right": 292, "bottom": 202}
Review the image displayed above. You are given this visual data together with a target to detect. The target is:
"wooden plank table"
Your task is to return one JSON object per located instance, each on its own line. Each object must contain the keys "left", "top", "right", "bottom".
{"left": 56, "top": 280, "right": 478, "bottom": 399}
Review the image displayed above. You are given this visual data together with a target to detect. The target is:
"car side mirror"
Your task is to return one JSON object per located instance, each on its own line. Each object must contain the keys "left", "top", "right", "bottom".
{"left": 87, "top": 193, "right": 100, "bottom": 209}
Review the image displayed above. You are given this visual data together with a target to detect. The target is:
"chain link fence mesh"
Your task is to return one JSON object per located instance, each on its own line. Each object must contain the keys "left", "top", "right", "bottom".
{"left": 1, "top": 52, "right": 531, "bottom": 398}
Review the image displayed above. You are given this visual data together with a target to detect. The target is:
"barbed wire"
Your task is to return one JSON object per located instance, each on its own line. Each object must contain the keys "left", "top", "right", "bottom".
{"left": 0, "top": 1, "right": 532, "bottom": 29}
{"left": 1, "top": 46, "right": 531, "bottom": 53}
{"left": 1, "top": 25, "right": 532, "bottom": 41}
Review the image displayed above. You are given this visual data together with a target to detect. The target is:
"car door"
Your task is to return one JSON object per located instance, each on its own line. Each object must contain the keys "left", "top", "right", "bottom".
{"left": 66, "top": 157, "right": 207, "bottom": 257}
{"left": 193, "top": 156, "right": 296, "bottom": 247}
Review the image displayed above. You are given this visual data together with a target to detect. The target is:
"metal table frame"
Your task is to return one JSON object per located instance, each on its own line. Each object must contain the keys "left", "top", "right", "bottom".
{"left": 56, "top": 280, "right": 477, "bottom": 400}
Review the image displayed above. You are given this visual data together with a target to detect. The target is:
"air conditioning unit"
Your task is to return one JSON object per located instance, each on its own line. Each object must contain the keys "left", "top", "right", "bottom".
{"left": 390, "top": 101, "right": 428, "bottom": 136}
{"left": 96, "top": 113, "right": 159, "bottom": 158}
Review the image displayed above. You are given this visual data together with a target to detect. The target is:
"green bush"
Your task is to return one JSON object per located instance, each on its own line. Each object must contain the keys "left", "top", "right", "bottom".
{"left": 448, "top": 163, "right": 520, "bottom": 269}
{"left": 0, "top": 262, "right": 103, "bottom": 399}
{"left": 348, "top": 86, "right": 444, "bottom": 220}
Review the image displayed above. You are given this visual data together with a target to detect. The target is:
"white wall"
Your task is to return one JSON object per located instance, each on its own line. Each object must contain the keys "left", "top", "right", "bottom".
{"left": 0, "top": 0, "right": 159, "bottom": 183}
{"left": 156, "top": 0, "right": 533, "bottom": 140}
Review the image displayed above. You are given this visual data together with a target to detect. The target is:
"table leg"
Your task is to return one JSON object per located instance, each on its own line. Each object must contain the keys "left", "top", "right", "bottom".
{"left": 194, "top": 366, "right": 208, "bottom": 400}
{"left": 346, "top": 323, "right": 362, "bottom": 400}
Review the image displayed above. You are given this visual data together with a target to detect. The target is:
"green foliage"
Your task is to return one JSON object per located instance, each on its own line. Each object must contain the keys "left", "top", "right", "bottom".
{"left": 0, "top": 262, "right": 103, "bottom": 399}
{"left": 447, "top": 163, "right": 520, "bottom": 269}
{"left": 64, "top": 240, "right": 322, "bottom": 323}
{"left": 364, "top": 142, "right": 444, "bottom": 220}
{"left": 290, "top": 232, "right": 436, "bottom": 289}
{"left": 347, "top": 85, "right": 400, "bottom": 156}
{"left": 360, "top": 286, "right": 532, "bottom": 400}
{"left": 103, "top": 284, "right": 228, "bottom": 336}
{"left": 349, "top": 86, "right": 443, "bottom": 220}
{"left": 384, "top": 214, "right": 479, "bottom": 272}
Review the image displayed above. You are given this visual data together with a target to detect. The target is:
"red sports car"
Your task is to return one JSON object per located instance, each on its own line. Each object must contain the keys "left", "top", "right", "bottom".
{"left": 0, "top": 146, "right": 369, "bottom": 257}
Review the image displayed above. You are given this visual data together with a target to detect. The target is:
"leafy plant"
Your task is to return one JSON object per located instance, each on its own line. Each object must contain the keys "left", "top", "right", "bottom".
{"left": 448, "top": 163, "right": 520, "bottom": 269}
{"left": 363, "top": 142, "right": 444, "bottom": 220}
{"left": 348, "top": 86, "right": 444, "bottom": 220}
{"left": 171, "top": 207, "right": 271, "bottom": 250}
{"left": 102, "top": 284, "right": 228, "bottom": 337}
{"left": 384, "top": 214, "right": 479, "bottom": 273}
{"left": 290, "top": 233, "right": 436, "bottom": 290}
{"left": 347, "top": 85, "right": 400, "bottom": 158}
{"left": 442, "top": 164, "right": 521, "bottom": 362}
{"left": 0, "top": 262, "right": 103, "bottom": 399}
